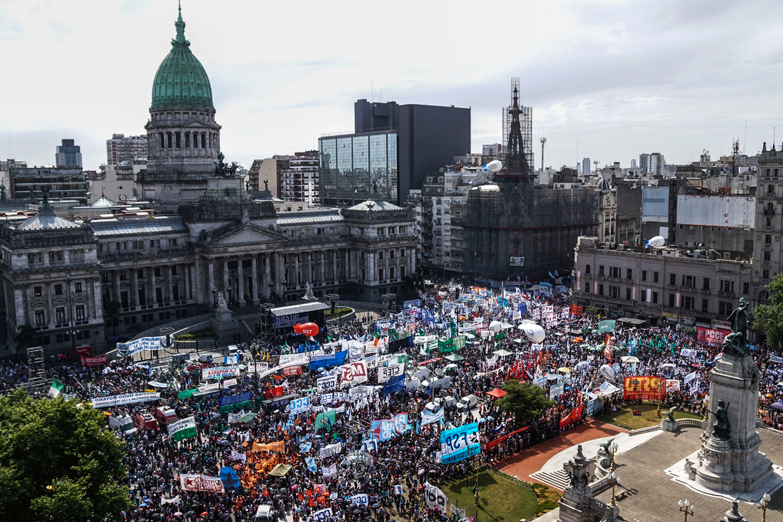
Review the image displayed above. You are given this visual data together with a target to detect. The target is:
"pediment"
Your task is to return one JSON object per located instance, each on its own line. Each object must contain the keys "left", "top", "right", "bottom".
{"left": 210, "top": 225, "right": 284, "bottom": 246}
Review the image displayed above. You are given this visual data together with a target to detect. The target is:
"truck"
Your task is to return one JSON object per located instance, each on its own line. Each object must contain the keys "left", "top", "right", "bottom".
{"left": 133, "top": 411, "right": 158, "bottom": 431}
{"left": 108, "top": 414, "right": 137, "bottom": 436}
{"left": 154, "top": 407, "right": 178, "bottom": 428}
{"left": 456, "top": 394, "right": 478, "bottom": 411}
{"left": 255, "top": 504, "right": 274, "bottom": 522}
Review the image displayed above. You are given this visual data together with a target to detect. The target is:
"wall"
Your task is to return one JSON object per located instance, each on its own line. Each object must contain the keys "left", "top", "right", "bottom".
{"left": 677, "top": 195, "right": 756, "bottom": 228}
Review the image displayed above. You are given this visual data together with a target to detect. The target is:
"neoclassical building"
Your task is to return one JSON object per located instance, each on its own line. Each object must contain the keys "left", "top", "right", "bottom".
{"left": 0, "top": 8, "right": 416, "bottom": 356}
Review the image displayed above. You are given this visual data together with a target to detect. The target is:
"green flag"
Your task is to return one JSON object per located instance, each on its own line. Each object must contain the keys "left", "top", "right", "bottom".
{"left": 315, "top": 410, "right": 336, "bottom": 432}
{"left": 48, "top": 378, "right": 64, "bottom": 398}
{"left": 168, "top": 416, "right": 198, "bottom": 441}
{"left": 390, "top": 329, "right": 400, "bottom": 342}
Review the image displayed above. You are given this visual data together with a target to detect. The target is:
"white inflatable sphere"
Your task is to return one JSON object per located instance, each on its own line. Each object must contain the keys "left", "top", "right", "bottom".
{"left": 646, "top": 236, "right": 665, "bottom": 248}
{"left": 489, "top": 320, "right": 503, "bottom": 333}
{"left": 600, "top": 364, "right": 616, "bottom": 382}
{"left": 487, "top": 160, "right": 503, "bottom": 172}
{"left": 522, "top": 323, "right": 546, "bottom": 344}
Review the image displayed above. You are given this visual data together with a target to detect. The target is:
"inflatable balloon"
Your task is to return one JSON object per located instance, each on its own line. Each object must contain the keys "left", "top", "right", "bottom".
{"left": 489, "top": 320, "right": 503, "bottom": 333}
{"left": 299, "top": 322, "right": 320, "bottom": 337}
{"left": 599, "top": 364, "right": 616, "bottom": 382}
{"left": 645, "top": 236, "right": 665, "bottom": 248}
{"left": 520, "top": 322, "right": 545, "bottom": 344}
{"left": 293, "top": 323, "right": 303, "bottom": 334}
{"left": 486, "top": 160, "right": 503, "bottom": 172}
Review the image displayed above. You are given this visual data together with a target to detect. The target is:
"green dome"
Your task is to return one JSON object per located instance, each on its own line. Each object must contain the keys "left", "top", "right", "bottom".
{"left": 151, "top": 7, "right": 213, "bottom": 110}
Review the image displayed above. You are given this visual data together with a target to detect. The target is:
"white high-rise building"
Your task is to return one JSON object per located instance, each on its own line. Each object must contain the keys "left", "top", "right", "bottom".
{"left": 582, "top": 157, "right": 591, "bottom": 176}
{"left": 631, "top": 159, "right": 637, "bottom": 168}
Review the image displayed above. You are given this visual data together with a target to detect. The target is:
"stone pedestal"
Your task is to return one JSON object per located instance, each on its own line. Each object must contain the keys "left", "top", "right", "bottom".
{"left": 211, "top": 308, "right": 239, "bottom": 346}
{"left": 661, "top": 417, "right": 678, "bottom": 432}
{"left": 690, "top": 354, "right": 773, "bottom": 493}
{"left": 559, "top": 445, "right": 602, "bottom": 522}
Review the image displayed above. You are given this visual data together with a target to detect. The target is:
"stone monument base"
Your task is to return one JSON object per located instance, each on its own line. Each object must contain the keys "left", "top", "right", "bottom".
{"left": 211, "top": 308, "right": 239, "bottom": 346}
{"left": 661, "top": 417, "right": 678, "bottom": 432}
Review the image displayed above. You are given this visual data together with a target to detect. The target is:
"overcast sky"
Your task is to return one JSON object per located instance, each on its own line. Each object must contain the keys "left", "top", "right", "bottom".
{"left": 1, "top": 0, "right": 781, "bottom": 171}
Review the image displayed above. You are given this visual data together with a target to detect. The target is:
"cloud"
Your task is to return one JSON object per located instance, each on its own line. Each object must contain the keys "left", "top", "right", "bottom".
{"left": 48, "top": 20, "right": 72, "bottom": 34}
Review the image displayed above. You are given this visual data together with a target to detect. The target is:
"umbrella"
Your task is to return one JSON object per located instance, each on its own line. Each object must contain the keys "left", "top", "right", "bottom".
{"left": 621, "top": 356, "right": 640, "bottom": 364}
{"left": 557, "top": 367, "right": 571, "bottom": 373}
{"left": 765, "top": 393, "right": 774, "bottom": 398}
{"left": 771, "top": 402, "right": 783, "bottom": 411}
{"left": 174, "top": 513, "right": 183, "bottom": 517}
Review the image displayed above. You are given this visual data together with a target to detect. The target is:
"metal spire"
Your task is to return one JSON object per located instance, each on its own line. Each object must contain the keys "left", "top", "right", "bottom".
{"left": 173, "top": 0, "right": 189, "bottom": 46}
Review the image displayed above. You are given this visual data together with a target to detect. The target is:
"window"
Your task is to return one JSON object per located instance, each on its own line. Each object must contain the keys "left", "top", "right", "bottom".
{"left": 743, "top": 282, "right": 749, "bottom": 294}
{"left": 75, "top": 282, "right": 82, "bottom": 293}
{"left": 703, "top": 278, "right": 710, "bottom": 290}
{"left": 720, "top": 280, "right": 735, "bottom": 293}
{"left": 626, "top": 269, "right": 632, "bottom": 280}
{"left": 683, "top": 296, "right": 694, "bottom": 310}
{"left": 378, "top": 251, "right": 384, "bottom": 260}
{"left": 719, "top": 302, "right": 732, "bottom": 315}
{"left": 120, "top": 270, "right": 127, "bottom": 280}
{"left": 378, "top": 268, "right": 384, "bottom": 281}
{"left": 49, "top": 251, "right": 64, "bottom": 264}
{"left": 33, "top": 286, "right": 42, "bottom": 297}
{"left": 28, "top": 253, "right": 43, "bottom": 264}
{"left": 389, "top": 250, "right": 395, "bottom": 258}
{"left": 584, "top": 282, "right": 590, "bottom": 293}
{"left": 669, "top": 294, "right": 675, "bottom": 307}
{"left": 611, "top": 267, "right": 619, "bottom": 278}
{"left": 763, "top": 269, "right": 770, "bottom": 280}
{"left": 669, "top": 274, "right": 676, "bottom": 286}
{"left": 766, "top": 235, "right": 772, "bottom": 245}
{"left": 598, "top": 265, "right": 605, "bottom": 276}
{"left": 400, "top": 249, "right": 405, "bottom": 257}
{"left": 71, "top": 249, "right": 84, "bottom": 263}
{"left": 702, "top": 299, "right": 708, "bottom": 313}
{"left": 586, "top": 264, "right": 591, "bottom": 275}
{"left": 764, "top": 251, "right": 771, "bottom": 261}
{"left": 683, "top": 275, "right": 694, "bottom": 288}
{"left": 54, "top": 284, "right": 63, "bottom": 295}
{"left": 155, "top": 267, "right": 161, "bottom": 277}
{"left": 598, "top": 284, "right": 604, "bottom": 296}
{"left": 34, "top": 310, "right": 45, "bottom": 327}
{"left": 641, "top": 270, "right": 646, "bottom": 282}
{"left": 626, "top": 288, "right": 632, "bottom": 300}
{"left": 75, "top": 305, "right": 85, "bottom": 321}
{"left": 401, "top": 266, "right": 406, "bottom": 278}
{"left": 172, "top": 266, "right": 178, "bottom": 275}
{"left": 55, "top": 307, "right": 66, "bottom": 325}
{"left": 653, "top": 272, "right": 659, "bottom": 283}
{"left": 652, "top": 292, "right": 658, "bottom": 304}
{"left": 390, "top": 267, "right": 395, "bottom": 279}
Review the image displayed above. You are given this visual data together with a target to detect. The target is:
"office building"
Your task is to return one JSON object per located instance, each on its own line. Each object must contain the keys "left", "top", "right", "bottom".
{"left": 106, "top": 134, "right": 148, "bottom": 166}
{"left": 9, "top": 167, "right": 89, "bottom": 204}
{"left": 582, "top": 158, "right": 592, "bottom": 176}
{"left": 55, "top": 139, "right": 82, "bottom": 169}
{"left": 753, "top": 141, "right": 783, "bottom": 305}
{"left": 320, "top": 99, "right": 470, "bottom": 206}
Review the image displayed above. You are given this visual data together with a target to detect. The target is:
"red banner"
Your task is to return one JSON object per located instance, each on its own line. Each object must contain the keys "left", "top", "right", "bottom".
{"left": 76, "top": 345, "right": 92, "bottom": 356}
{"left": 485, "top": 426, "right": 529, "bottom": 450}
{"left": 623, "top": 376, "right": 666, "bottom": 401}
{"left": 696, "top": 327, "right": 729, "bottom": 346}
{"left": 282, "top": 366, "right": 302, "bottom": 377}
{"left": 559, "top": 404, "right": 585, "bottom": 428}
{"left": 81, "top": 355, "right": 107, "bottom": 367}
{"left": 570, "top": 305, "right": 583, "bottom": 317}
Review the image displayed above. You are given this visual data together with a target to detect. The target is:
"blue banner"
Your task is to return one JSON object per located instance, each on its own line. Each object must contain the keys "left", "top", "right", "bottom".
{"left": 370, "top": 419, "right": 396, "bottom": 441}
{"left": 309, "top": 350, "right": 348, "bottom": 371}
{"left": 403, "top": 299, "right": 421, "bottom": 309}
{"left": 382, "top": 374, "right": 405, "bottom": 396}
{"left": 219, "top": 391, "right": 253, "bottom": 408}
{"left": 440, "top": 422, "right": 480, "bottom": 464}
{"left": 518, "top": 302, "right": 527, "bottom": 315}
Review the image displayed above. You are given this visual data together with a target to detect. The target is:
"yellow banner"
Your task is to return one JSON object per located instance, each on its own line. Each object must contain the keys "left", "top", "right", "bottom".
{"left": 253, "top": 440, "right": 285, "bottom": 453}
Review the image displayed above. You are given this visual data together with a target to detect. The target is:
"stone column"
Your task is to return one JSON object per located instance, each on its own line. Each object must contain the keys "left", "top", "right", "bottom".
{"left": 332, "top": 250, "right": 338, "bottom": 283}
{"left": 166, "top": 265, "right": 174, "bottom": 304}
{"left": 222, "top": 258, "right": 229, "bottom": 301}
{"left": 251, "top": 254, "right": 260, "bottom": 305}
{"left": 189, "top": 263, "right": 196, "bottom": 301}
{"left": 320, "top": 251, "right": 325, "bottom": 285}
{"left": 131, "top": 269, "right": 139, "bottom": 308}
{"left": 14, "top": 286, "right": 25, "bottom": 327}
{"left": 208, "top": 258, "right": 215, "bottom": 294}
{"left": 274, "top": 253, "right": 282, "bottom": 297}
{"left": 147, "top": 267, "right": 155, "bottom": 306}
{"left": 294, "top": 254, "right": 300, "bottom": 287}
{"left": 345, "top": 250, "right": 350, "bottom": 281}
{"left": 45, "top": 284, "right": 55, "bottom": 328}
{"left": 113, "top": 270, "right": 121, "bottom": 304}
{"left": 264, "top": 254, "right": 272, "bottom": 299}
{"left": 238, "top": 257, "right": 246, "bottom": 306}
{"left": 92, "top": 279, "right": 104, "bottom": 323}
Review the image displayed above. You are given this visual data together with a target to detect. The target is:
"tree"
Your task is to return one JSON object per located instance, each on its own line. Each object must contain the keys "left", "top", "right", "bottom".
{"left": 496, "top": 379, "right": 556, "bottom": 427}
{"left": 0, "top": 390, "right": 130, "bottom": 522}
{"left": 13, "top": 324, "right": 38, "bottom": 350}
{"left": 402, "top": 272, "right": 424, "bottom": 297}
{"left": 104, "top": 300, "right": 122, "bottom": 337}
{"left": 753, "top": 273, "right": 783, "bottom": 350}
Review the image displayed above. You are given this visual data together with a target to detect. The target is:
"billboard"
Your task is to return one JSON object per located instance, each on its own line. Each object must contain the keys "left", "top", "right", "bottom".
{"left": 623, "top": 376, "right": 666, "bottom": 401}
{"left": 677, "top": 195, "right": 755, "bottom": 228}
{"left": 641, "top": 187, "right": 669, "bottom": 223}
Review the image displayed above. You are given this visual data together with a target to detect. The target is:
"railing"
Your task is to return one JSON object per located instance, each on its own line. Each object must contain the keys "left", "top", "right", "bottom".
{"left": 676, "top": 418, "right": 704, "bottom": 428}
{"left": 629, "top": 424, "right": 661, "bottom": 436}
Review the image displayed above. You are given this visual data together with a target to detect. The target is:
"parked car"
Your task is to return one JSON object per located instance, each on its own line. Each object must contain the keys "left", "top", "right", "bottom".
{"left": 198, "top": 354, "right": 213, "bottom": 363}
{"left": 456, "top": 394, "right": 478, "bottom": 411}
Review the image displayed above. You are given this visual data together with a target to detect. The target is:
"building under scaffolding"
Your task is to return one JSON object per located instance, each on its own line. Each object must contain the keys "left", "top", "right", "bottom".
{"left": 463, "top": 81, "right": 599, "bottom": 281}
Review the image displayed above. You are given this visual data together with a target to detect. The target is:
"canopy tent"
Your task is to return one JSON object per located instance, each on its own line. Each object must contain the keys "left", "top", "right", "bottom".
{"left": 239, "top": 412, "right": 258, "bottom": 424}
{"left": 620, "top": 356, "right": 640, "bottom": 364}
{"left": 494, "top": 349, "right": 513, "bottom": 357}
{"left": 617, "top": 317, "right": 647, "bottom": 326}
{"left": 269, "top": 464, "right": 292, "bottom": 477}
{"left": 486, "top": 388, "right": 507, "bottom": 399}
{"left": 444, "top": 354, "right": 464, "bottom": 362}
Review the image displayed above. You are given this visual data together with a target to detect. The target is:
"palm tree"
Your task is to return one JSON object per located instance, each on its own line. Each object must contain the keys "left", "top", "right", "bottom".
{"left": 14, "top": 324, "right": 38, "bottom": 350}
{"left": 104, "top": 301, "right": 122, "bottom": 337}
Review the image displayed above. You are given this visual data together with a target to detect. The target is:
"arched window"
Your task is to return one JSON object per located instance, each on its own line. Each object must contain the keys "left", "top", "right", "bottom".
{"left": 585, "top": 264, "right": 591, "bottom": 275}
{"left": 775, "top": 169, "right": 779, "bottom": 178}
{"left": 768, "top": 202, "right": 774, "bottom": 211}
{"left": 766, "top": 169, "right": 771, "bottom": 177}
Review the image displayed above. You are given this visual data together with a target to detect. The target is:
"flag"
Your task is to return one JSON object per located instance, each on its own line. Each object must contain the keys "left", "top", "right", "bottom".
{"left": 603, "top": 334, "right": 612, "bottom": 362}
{"left": 315, "top": 410, "right": 336, "bottom": 432}
{"left": 49, "top": 378, "right": 64, "bottom": 398}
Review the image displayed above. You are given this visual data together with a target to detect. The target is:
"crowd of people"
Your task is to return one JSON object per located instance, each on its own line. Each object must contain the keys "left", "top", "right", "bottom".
{"left": 1, "top": 277, "right": 780, "bottom": 522}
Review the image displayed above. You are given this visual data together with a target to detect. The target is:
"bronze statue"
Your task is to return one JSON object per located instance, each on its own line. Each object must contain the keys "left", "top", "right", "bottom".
{"left": 664, "top": 406, "right": 677, "bottom": 423}
{"left": 722, "top": 331, "right": 749, "bottom": 357}
{"left": 598, "top": 438, "right": 615, "bottom": 455}
{"left": 215, "top": 152, "right": 239, "bottom": 177}
{"left": 712, "top": 399, "right": 731, "bottom": 441}
{"left": 725, "top": 298, "right": 751, "bottom": 355}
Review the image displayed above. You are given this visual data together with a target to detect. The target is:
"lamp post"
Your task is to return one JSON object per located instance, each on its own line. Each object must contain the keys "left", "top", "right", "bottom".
{"left": 473, "top": 470, "right": 480, "bottom": 506}
{"left": 609, "top": 471, "right": 621, "bottom": 507}
{"left": 678, "top": 499, "right": 695, "bottom": 521}
{"left": 760, "top": 492, "right": 771, "bottom": 522}
{"left": 212, "top": 288, "right": 217, "bottom": 309}
{"left": 608, "top": 439, "right": 619, "bottom": 472}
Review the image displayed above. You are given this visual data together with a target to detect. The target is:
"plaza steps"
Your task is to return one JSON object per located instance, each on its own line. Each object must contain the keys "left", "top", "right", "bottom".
{"left": 530, "top": 469, "right": 571, "bottom": 491}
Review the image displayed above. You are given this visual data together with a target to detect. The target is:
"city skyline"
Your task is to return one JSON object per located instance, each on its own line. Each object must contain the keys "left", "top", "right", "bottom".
{"left": 0, "top": 0, "right": 780, "bottom": 172}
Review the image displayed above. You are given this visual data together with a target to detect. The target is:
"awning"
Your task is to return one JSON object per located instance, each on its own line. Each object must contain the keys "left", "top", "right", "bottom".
{"left": 270, "top": 302, "right": 329, "bottom": 317}
{"left": 617, "top": 317, "right": 647, "bottom": 326}
{"left": 621, "top": 356, "right": 640, "bottom": 364}
{"left": 494, "top": 349, "right": 513, "bottom": 357}
{"left": 486, "top": 388, "right": 507, "bottom": 399}
{"left": 444, "top": 354, "right": 464, "bottom": 362}
{"left": 239, "top": 412, "right": 258, "bottom": 424}
{"left": 269, "top": 464, "right": 292, "bottom": 477}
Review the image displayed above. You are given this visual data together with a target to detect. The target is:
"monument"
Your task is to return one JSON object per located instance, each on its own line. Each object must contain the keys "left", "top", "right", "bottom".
{"left": 558, "top": 445, "right": 621, "bottom": 522}
{"left": 210, "top": 291, "right": 239, "bottom": 345}
{"left": 685, "top": 298, "right": 774, "bottom": 492}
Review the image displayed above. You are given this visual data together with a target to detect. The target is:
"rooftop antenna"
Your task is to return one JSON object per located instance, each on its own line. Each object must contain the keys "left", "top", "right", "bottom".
{"left": 540, "top": 137, "right": 546, "bottom": 171}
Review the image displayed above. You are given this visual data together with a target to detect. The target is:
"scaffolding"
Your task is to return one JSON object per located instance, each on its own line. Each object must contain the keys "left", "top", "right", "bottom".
{"left": 256, "top": 303, "right": 275, "bottom": 349}
{"left": 26, "top": 346, "right": 47, "bottom": 394}
{"left": 501, "top": 78, "right": 534, "bottom": 173}
{"left": 381, "top": 294, "right": 397, "bottom": 318}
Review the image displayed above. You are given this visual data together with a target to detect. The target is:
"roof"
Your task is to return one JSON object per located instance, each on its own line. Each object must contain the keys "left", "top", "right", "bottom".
{"left": 270, "top": 301, "right": 329, "bottom": 317}
{"left": 16, "top": 208, "right": 82, "bottom": 231}
{"left": 346, "top": 200, "right": 403, "bottom": 211}
{"left": 276, "top": 209, "right": 343, "bottom": 226}
{"left": 90, "top": 217, "right": 188, "bottom": 237}
{"left": 151, "top": 6, "right": 213, "bottom": 110}
{"left": 90, "top": 195, "right": 116, "bottom": 208}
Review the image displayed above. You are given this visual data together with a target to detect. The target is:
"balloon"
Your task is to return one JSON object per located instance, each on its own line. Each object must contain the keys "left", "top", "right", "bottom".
{"left": 299, "top": 322, "right": 320, "bottom": 337}
{"left": 521, "top": 323, "right": 545, "bottom": 344}
{"left": 293, "top": 324, "right": 303, "bottom": 334}
{"left": 487, "top": 160, "right": 503, "bottom": 172}
{"left": 645, "top": 236, "right": 665, "bottom": 248}
{"left": 489, "top": 321, "right": 503, "bottom": 333}
{"left": 600, "top": 364, "right": 616, "bottom": 382}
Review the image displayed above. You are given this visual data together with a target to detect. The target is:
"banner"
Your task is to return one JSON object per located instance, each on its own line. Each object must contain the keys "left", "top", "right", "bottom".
{"left": 168, "top": 416, "right": 198, "bottom": 441}
{"left": 315, "top": 410, "right": 336, "bottom": 431}
{"left": 394, "top": 412, "right": 411, "bottom": 434}
{"left": 161, "top": 495, "right": 180, "bottom": 505}
{"left": 179, "top": 474, "right": 225, "bottom": 493}
{"left": 424, "top": 483, "right": 448, "bottom": 513}
{"left": 340, "top": 361, "right": 368, "bottom": 386}
{"left": 202, "top": 366, "right": 241, "bottom": 380}
{"left": 598, "top": 320, "right": 616, "bottom": 334}
{"left": 230, "top": 450, "right": 246, "bottom": 462}
{"left": 549, "top": 383, "right": 565, "bottom": 399}
{"left": 683, "top": 371, "right": 698, "bottom": 385}
{"left": 378, "top": 362, "right": 405, "bottom": 383}
{"left": 451, "top": 504, "right": 466, "bottom": 520}
{"left": 696, "top": 327, "right": 729, "bottom": 346}
{"left": 91, "top": 392, "right": 160, "bottom": 408}
{"left": 178, "top": 388, "right": 198, "bottom": 399}
{"left": 604, "top": 334, "right": 613, "bottom": 362}
{"left": 623, "top": 376, "right": 666, "bottom": 401}
{"left": 351, "top": 494, "right": 369, "bottom": 506}
{"left": 322, "top": 463, "right": 337, "bottom": 477}
{"left": 559, "top": 404, "right": 585, "bottom": 428}
{"left": 317, "top": 375, "right": 338, "bottom": 394}
{"left": 361, "top": 439, "right": 378, "bottom": 452}
{"left": 81, "top": 355, "right": 107, "bottom": 367}
{"left": 116, "top": 336, "right": 165, "bottom": 357}
{"left": 421, "top": 406, "right": 444, "bottom": 426}
{"left": 320, "top": 442, "right": 343, "bottom": 458}
{"left": 312, "top": 508, "right": 333, "bottom": 522}
{"left": 485, "top": 426, "right": 529, "bottom": 450}
{"left": 440, "top": 422, "right": 480, "bottom": 464}
{"left": 283, "top": 366, "right": 302, "bottom": 377}
{"left": 665, "top": 379, "right": 681, "bottom": 392}
{"left": 219, "top": 392, "right": 253, "bottom": 408}
{"left": 288, "top": 396, "right": 311, "bottom": 414}
{"left": 253, "top": 440, "right": 285, "bottom": 453}
{"left": 370, "top": 419, "right": 396, "bottom": 441}
{"left": 279, "top": 353, "right": 310, "bottom": 366}
{"left": 310, "top": 350, "right": 348, "bottom": 371}
{"left": 570, "top": 305, "right": 583, "bottom": 316}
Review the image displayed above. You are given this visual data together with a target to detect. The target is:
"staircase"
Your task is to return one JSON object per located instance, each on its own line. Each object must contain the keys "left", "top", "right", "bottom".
{"left": 530, "top": 468, "right": 571, "bottom": 491}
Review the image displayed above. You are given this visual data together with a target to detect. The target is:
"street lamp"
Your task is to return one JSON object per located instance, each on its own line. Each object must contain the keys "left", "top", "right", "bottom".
{"left": 212, "top": 288, "right": 217, "bottom": 309}
{"left": 678, "top": 499, "right": 695, "bottom": 521}
{"left": 609, "top": 471, "right": 621, "bottom": 507}
{"left": 760, "top": 492, "right": 771, "bottom": 522}
{"left": 608, "top": 439, "right": 619, "bottom": 471}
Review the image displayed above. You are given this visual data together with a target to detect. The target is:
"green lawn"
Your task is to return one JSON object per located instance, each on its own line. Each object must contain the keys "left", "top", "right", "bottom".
{"left": 597, "top": 403, "right": 702, "bottom": 430}
{"left": 442, "top": 468, "right": 552, "bottom": 521}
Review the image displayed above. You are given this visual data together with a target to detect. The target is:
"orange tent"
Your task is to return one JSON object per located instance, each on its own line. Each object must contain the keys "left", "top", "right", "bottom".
{"left": 486, "top": 388, "right": 507, "bottom": 399}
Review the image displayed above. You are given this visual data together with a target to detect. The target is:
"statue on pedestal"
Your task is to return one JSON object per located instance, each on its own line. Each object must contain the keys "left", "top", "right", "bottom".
{"left": 216, "top": 292, "right": 229, "bottom": 312}
{"left": 724, "top": 298, "right": 751, "bottom": 357}
{"left": 712, "top": 399, "right": 731, "bottom": 441}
